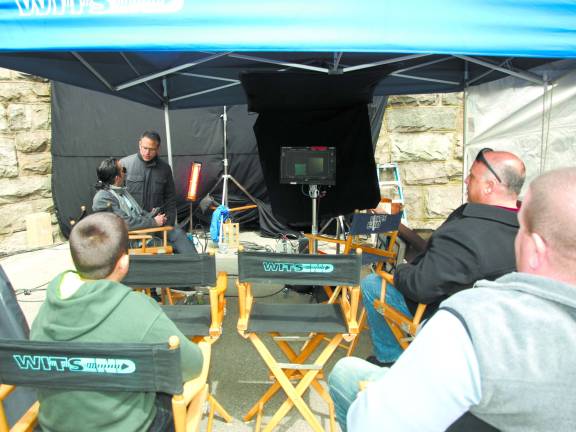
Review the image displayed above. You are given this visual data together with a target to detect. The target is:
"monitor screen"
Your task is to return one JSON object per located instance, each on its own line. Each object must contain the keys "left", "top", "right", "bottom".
{"left": 280, "top": 147, "right": 336, "bottom": 185}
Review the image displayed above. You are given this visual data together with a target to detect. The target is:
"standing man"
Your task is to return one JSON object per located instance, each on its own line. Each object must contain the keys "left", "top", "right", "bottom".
{"left": 331, "top": 167, "right": 576, "bottom": 432}
{"left": 121, "top": 131, "right": 177, "bottom": 226}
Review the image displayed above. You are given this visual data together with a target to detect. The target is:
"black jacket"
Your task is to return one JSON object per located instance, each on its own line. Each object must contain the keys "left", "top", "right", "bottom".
{"left": 120, "top": 153, "right": 177, "bottom": 225}
{"left": 394, "top": 203, "right": 519, "bottom": 317}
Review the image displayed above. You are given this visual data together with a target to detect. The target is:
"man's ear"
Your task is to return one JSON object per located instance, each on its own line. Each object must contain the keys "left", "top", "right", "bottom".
{"left": 114, "top": 253, "right": 130, "bottom": 279}
{"left": 529, "top": 233, "right": 547, "bottom": 270}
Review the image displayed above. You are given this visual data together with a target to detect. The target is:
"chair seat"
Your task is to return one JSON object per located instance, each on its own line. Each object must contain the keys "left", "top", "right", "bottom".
{"left": 247, "top": 303, "right": 348, "bottom": 333}
{"left": 161, "top": 305, "right": 211, "bottom": 336}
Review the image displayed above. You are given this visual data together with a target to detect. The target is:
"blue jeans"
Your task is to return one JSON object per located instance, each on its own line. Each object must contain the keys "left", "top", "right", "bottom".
{"left": 361, "top": 273, "right": 412, "bottom": 363}
{"left": 328, "top": 357, "right": 390, "bottom": 432}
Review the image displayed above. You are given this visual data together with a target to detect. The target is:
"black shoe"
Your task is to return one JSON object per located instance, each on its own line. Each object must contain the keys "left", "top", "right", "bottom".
{"left": 365, "top": 355, "right": 395, "bottom": 368}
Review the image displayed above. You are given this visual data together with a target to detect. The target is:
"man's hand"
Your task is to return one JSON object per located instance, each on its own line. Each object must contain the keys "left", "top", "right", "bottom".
{"left": 154, "top": 213, "right": 167, "bottom": 226}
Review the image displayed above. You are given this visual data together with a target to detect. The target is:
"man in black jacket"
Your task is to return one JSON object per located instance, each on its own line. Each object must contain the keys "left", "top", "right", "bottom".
{"left": 121, "top": 131, "right": 177, "bottom": 226}
{"left": 362, "top": 149, "right": 526, "bottom": 366}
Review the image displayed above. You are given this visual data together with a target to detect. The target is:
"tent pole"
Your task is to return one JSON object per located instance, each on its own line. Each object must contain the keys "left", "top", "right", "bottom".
{"left": 539, "top": 74, "right": 551, "bottom": 175}
{"left": 163, "top": 78, "right": 174, "bottom": 170}
{"left": 221, "top": 105, "right": 229, "bottom": 207}
{"left": 462, "top": 63, "right": 469, "bottom": 203}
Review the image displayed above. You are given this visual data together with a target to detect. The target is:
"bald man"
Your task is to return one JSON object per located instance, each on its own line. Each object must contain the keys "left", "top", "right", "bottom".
{"left": 358, "top": 149, "right": 526, "bottom": 370}
{"left": 338, "top": 167, "right": 576, "bottom": 431}
{"left": 328, "top": 150, "right": 526, "bottom": 431}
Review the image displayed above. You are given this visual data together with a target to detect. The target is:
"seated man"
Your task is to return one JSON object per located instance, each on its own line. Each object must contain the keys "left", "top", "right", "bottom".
{"left": 330, "top": 167, "right": 576, "bottom": 432}
{"left": 92, "top": 157, "right": 197, "bottom": 254}
{"left": 362, "top": 149, "right": 526, "bottom": 366}
{"left": 30, "top": 213, "right": 204, "bottom": 432}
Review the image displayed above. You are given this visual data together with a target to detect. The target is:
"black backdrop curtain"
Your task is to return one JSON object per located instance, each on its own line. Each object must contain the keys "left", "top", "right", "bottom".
{"left": 51, "top": 81, "right": 387, "bottom": 236}
{"left": 51, "top": 82, "right": 267, "bottom": 237}
{"left": 242, "top": 71, "right": 383, "bottom": 225}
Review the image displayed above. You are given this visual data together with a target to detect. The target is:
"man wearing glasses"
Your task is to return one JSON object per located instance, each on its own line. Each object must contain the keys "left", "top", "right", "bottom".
{"left": 329, "top": 149, "right": 526, "bottom": 431}
{"left": 358, "top": 149, "right": 526, "bottom": 369}
{"left": 121, "top": 131, "right": 177, "bottom": 226}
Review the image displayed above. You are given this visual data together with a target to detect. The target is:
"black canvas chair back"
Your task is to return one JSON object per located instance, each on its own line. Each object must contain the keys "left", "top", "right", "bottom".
{"left": 123, "top": 253, "right": 216, "bottom": 288}
{"left": 348, "top": 211, "right": 402, "bottom": 236}
{"left": 0, "top": 338, "right": 182, "bottom": 395}
{"left": 123, "top": 253, "right": 222, "bottom": 338}
{"left": 238, "top": 251, "right": 361, "bottom": 287}
{"left": 236, "top": 251, "right": 362, "bottom": 431}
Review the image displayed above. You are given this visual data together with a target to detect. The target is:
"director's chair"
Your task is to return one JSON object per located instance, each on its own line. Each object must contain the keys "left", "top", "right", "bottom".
{"left": 373, "top": 270, "right": 427, "bottom": 350}
{"left": 237, "top": 251, "right": 362, "bottom": 432}
{"left": 306, "top": 211, "right": 403, "bottom": 355}
{"left": 0, "top": 336, "right": 210, "bottom": 432}
{"left": 123, "top": 253, "right": 232, "bottom": 429}
{"left": 128, "top": 226, "right": 174, "bottom": 255}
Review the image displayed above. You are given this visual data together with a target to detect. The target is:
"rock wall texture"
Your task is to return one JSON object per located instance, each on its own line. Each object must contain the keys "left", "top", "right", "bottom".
{"left": 375, "top": 93, "right": 465, "bottom": 231}
{"left": 0, "top": 68, "right": 62, "bottom": 255}
{"left": 0, "top": 68, "right": 464, "bottom": 254}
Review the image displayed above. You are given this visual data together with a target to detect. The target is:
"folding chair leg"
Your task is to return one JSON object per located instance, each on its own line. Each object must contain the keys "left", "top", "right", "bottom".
{"left": 254, "top": 401, "right": 264, "bottom": 432}
{"left": 244, "top": 334, "right": 324, "bottom": 421}
{"left": 346, "top": 308, "right": 366, "bottom": 356}
{"left": 265, "top": 334, "right": 343, "bottom": 432}
{"left": 249, "top": 334, "right": 326, "bottom": 432}
{"left": 208, "top": 394, "right": 232, "bottom": 424}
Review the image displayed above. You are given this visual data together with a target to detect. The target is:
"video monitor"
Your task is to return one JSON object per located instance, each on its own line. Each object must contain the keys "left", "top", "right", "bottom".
{"left": 280, "top": 147, "right": 336, "bottom": 185}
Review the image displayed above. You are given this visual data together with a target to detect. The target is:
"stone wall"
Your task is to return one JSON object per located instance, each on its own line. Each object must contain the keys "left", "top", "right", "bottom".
{"left": 0, "top": 68, "right": 465, "bottom": 254}
{"left": 0, "top": 68, "right": 61, "bottom": 255}
{"left": 375, "top": 93, "right": 465, "bottom": 231}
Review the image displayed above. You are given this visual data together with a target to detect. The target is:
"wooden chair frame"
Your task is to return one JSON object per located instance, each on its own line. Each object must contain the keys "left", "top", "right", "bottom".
{"left": 129, "top": 226, "right": 174, "bottom": 255}
{"left": 305, "top": 211, "right": 402, "bottom": 356}
{"left": 0, "top": 337, "right": 210, "bottom": 432}
{"left": 124, "top": 254, "right": 232, "bottom": 429}
{"left": 236, "top": 253, "right": 361, "bottom": 432}
{"left": 373, "top": 271, "right": 427, "bottom": 349}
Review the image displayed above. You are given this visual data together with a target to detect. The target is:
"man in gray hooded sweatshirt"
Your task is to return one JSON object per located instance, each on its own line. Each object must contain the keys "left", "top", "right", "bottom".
{"left": 332, "top": 167, "right": 576, "bottom": 432}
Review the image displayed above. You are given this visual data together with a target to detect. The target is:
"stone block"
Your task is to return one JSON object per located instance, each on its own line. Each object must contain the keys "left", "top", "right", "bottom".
{"left": 388, "top": 94, "right": 438, "bottom": 106}
{"left": 442, "top": 92, "right": 463, "bottom": 106}
{"left": 0, "top": 137, "right": 18, "bottom": 178}
{"left": 7, "top": 104, "right": 51, "bottom": 131}
{"left": 0, "top": 198, "right": 54, "bottom": 235}
{"left": 0, "top": 176, "right": 52, "bottom": 205}
{"left": 0, "top": 231, "right": 28, "bottom": 255}
{"left": 0, "top": 68, "right": 12, "bottom": 80}
{"left": 390, "top": 132, "right": 453, "bottom": 161}
{"left": 401, "top": 162, "right": 449, "bottom": 185}
{"left": 425, "top": 185, "right": 463, "bottom": 218}
{"left": 0, "top": 105, "right": 7, "bottom": 131}
{"left": 454, "top": 134, "right": 464, "bottom": 160}
{"left": 0, "top": 83, "right": 50, "bottom": 102}
{"left": 409, "top": 219, "right": 444, "bottom": 230}
{"left": 11, "top": 72, "right": 48, "bottom": 83}
{"left": 446, "top": 160, "right": 464, "bottom": 179}
{"left": 19, "top": 152, "right": 52, "bottom": 175}
{"left": 401, "top": 186, "right": 424, "bottom": 220}
{"left": 386, "top": 107, "right": 459, "bottom": 132}
{"left": 14, "top": 130, "right": 50, "bottom": 153}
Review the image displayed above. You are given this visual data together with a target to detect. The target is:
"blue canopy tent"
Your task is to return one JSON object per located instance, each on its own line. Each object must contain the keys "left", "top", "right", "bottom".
{"left": 0, "top": 0, "right": 574, "bottom": 166}
{"left": 0, "top": 1, "right": 575, "bottom": 428}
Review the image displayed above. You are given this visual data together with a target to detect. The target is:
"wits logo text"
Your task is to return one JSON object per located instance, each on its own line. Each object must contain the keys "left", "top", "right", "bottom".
{"left": 13, "top": 354, "right": 136, "bottom": 374}
{"left": 262, "top": 262, "right": 334, "bottom": 273}
{"left": 14, "top": 0, "right": 184, "bottom": 17}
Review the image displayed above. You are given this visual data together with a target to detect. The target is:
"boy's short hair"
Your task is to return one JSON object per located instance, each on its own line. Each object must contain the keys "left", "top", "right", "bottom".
{"left": 69, "top": 213, "right": 128, "bottom": 279}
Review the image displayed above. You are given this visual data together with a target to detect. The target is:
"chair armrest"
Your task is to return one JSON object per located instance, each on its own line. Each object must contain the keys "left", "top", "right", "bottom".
{"left": 0, "top": 384, "right": 15, "bottom": 400}
{"left": 181, "top": 342, "right": 211, "bottom": 404}
{"left": 209, "top": 272, "right": 228, "bottom": 338}
{"left": 129, "top": 226, "right": 174, "bottom": 235}
{"left": 11, "top": 401, "right": 39, "bottom": 432}
{"left": 128, "top": 234, "right": 153, "bottom": 240}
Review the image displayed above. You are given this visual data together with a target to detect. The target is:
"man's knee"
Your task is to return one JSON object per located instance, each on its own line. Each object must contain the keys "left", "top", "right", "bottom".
{"left": 361, "top": 273, "right": 383, "bottom": 306}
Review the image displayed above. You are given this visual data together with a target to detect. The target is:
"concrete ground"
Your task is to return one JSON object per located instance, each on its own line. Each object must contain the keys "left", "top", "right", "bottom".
{"left": 1, "top": 232, "right": 374, "bottom": 432}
